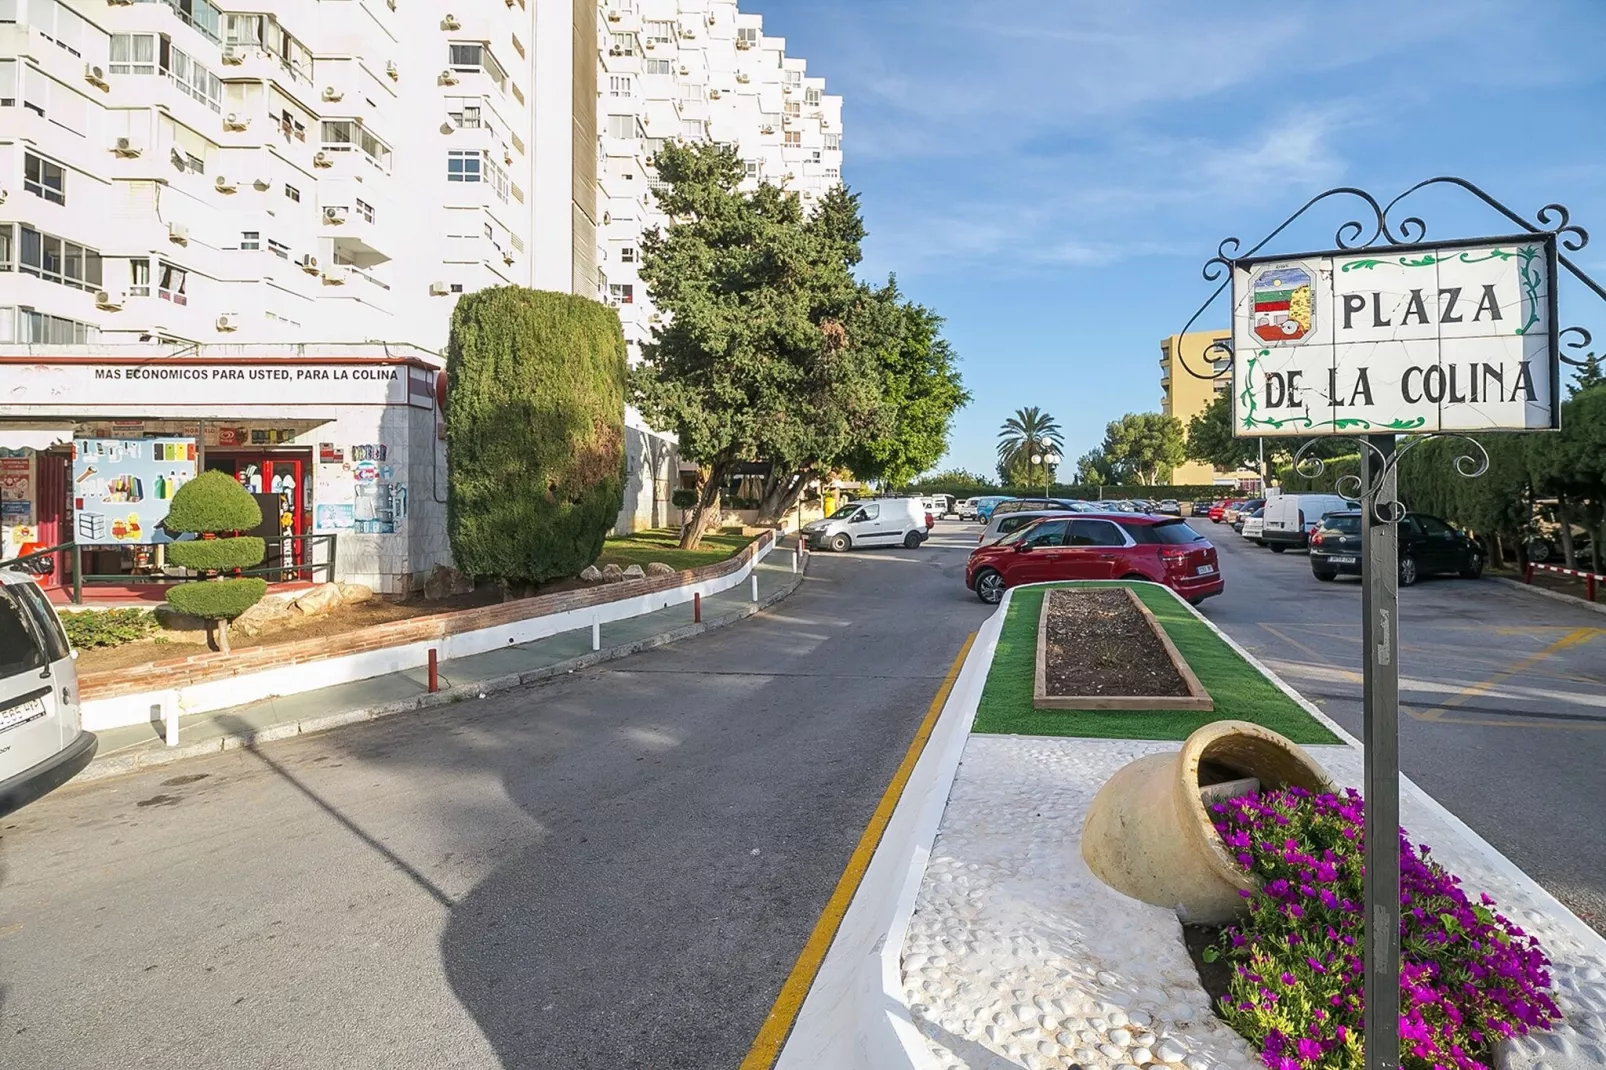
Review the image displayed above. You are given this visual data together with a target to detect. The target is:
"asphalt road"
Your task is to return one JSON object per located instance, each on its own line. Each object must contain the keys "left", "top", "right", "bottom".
{"left": 1197, "top": 519, "right": 1606, "bottom": 933}
{"left": 0, "top": 530, "right": 992, "bottom": 1070}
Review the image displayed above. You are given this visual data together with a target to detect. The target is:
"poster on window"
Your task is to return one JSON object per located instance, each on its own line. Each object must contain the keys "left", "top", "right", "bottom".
{"left": 71, "top": 438, "right": 197, "bottom": 544}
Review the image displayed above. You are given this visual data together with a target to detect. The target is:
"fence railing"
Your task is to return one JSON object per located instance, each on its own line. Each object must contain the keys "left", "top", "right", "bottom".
{"left": 0, "top": 534, "right": 338, "bottom": 604}
{"left": 1524, "top": 561, "right": 1603, "bottom": 602}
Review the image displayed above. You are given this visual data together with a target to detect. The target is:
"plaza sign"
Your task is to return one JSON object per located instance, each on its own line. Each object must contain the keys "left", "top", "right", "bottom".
{"left": 0, "top": 359, "right": 434, "bottom": 413}
{"left": 1231, "top": 235, "right": 1559, "bottom": 436}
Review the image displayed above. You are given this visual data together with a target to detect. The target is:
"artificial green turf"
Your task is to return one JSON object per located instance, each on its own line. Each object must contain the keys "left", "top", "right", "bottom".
{"left": 593, "top": 527, "right": 755, "bottom": 572}
{"left": 972, "top": 582, "right": 1340, "bottom": 743}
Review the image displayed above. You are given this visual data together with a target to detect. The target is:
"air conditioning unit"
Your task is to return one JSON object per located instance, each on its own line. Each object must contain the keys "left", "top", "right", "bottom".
{"left": 215, "top": 175, "right": 238, "bottom": 193}
{"left": 222, "top": 46, "right": 243, "bottom": 64}
{"left": 83, "top": 64, "right": 109, "bottom": 90}
{"left": 95, "top": 290, "right": 127, "bottom": 311}
{"left": 168, "top": 221, "right": 190, "bottom": 245}
{"left": 708, "top": 89, "right": 721, "bottom": 100}
{"left": 105, "top": 0, "right": 135, "bottom": 6}
{"left": 113, "top": 137, "right": 142, "bottom": 157}
{"left": 503, "top": 150, "right": 512, "bottom": 164}
{"left": 643, "top": 40, "right": 654, "bottom": 50}
{"left": 502, "top": 252, "right": 514, "bottom": 265}
{"left": 440, "top": 13, "right": 459, "bottom": 29}
{"left": 608, "top": 46, "right": 622, "bottom": 56}
{"left": 215, "top": 313, "right": 238, "bottom": 332}
{"left": 169, "top": 146, "right": 186, "bottom": 167}
{"left": 678, "top": 65, "right": 689, "bottom": 75}
{"left": 385, "top": 59, "right": 399, "bottom": 79}
{"left": 299, "top": 254, "right": 319, "bottom": 273}
{"left": 321, "top": 86, "right": 343, "bottom": 102}
{"left": 252, "top": 177, "right": 271, "bottom": 191}
{"left": 312, "top": 151, "right": 333, "bottom": 168}
{"left": 707, "top": 14, "right": 715, "bottom": 25}
{"left": 679, "top": 28, "right": 694, "bottom": 39}
{"left": 323, "top": 206, "right": 346, "bottom": 224}
{"left": 606, "top": 10, "right": 620, "bottom": 20}
{"left": 223, "top": 112, "right": 250, "bottom": 131}
{"left": 735, "top": 39, "right": 751, "bottom": 51}
{"left": 602, "top": 211, "right": 611, "bottom": 225}
{"left": 736, "top": 73, "right": 750, "bottom": 83}
{"left": 759, "top": 125, "right": 774, "bottom": 135}
{"left": 783, "top": 85, "right": 793, "bottom": 95}
{"left": 438, "top": 69, "right": 460, "bottom": 86}
{"left": 429, "top": 280, "right": 451, "bottom": 296}
{"left": 321, "top": 267, "right": 350, "bottom": 285}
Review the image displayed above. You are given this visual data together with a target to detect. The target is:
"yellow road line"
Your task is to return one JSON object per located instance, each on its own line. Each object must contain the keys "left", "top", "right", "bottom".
{"left": 738, "top": 632, "right": 977, "bottom": 1070}
{"left": 1419, "top": 627, "right": 1599, "bottom": 721}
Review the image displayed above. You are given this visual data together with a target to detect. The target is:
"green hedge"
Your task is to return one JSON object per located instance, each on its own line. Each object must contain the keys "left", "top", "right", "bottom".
{"left": 446, "top": 287, "right": 627, "bottom": 584}
{"left": 59, "top": 608, "right": 159, "bottom": 649}
{"left": 165, "top": 578, "right": 268, "bottom": 621}
{"left": 164, "top": 470, "right": 262, "bottom": 533}
{"left": 167, "top": 536, "right": 266, "bottom": 573}
{"left": 906, "top": 482, "right": 1240, "bottom": 502}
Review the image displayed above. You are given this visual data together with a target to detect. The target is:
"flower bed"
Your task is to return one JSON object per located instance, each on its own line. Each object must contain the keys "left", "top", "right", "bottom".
{"left": 1198, "top": 786, "right": 1562, "bottom": 1070}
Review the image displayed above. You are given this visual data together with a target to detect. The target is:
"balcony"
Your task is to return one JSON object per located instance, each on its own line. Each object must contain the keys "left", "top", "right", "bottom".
{"left": 135, "top": 0, "right": 222, "bottom": 44}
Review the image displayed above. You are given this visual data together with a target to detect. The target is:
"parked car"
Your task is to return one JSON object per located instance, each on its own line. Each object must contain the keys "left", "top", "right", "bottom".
{"left": 976, "top": 508, "right": 1077, "bottom": 548}
{"left": 975, "top": 496, "right": 1016, "bottom": 522}
{"left": 991, "top": 498, "right": 1090, "bottom": 519}
{"left": 1190, "top": 499, "right": 1215, "bottom": 517}
{"left": 930, "top": 494, "right": 954, "bottom": 517}
{"left": 1230, "top": 499, "right": 1266, "bottom": 533}
{"left": 956, "top": 498, "right": 980, "bottom": 520}
{"left": 1262, "top": 493, "right": 1355, "bottom": 552}
{"left": 0, "top": 569, "right": 97, "bottom": 818}
{"left": 1309, "top": 511, "right": 1484, "bottom": 585}
{"left": 1156, "top": 499, "right": 1182, "bottom": 516}
{"left": 1241, "top": 507, "right": 1266, "bottom": 544}
{"left": 802, "top": 498, "right": 931, "bottom": 551}
{"left": 965, "top": 513, "right": 1223, "bottom": 606}
{"left": 1207, "top": 500, "right": 1232, "bottom": 523}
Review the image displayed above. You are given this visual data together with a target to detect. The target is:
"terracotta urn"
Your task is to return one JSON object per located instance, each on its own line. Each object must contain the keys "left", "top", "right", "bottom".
{"left": 1080, "top": 720, "right": 1334, "bottom": 924}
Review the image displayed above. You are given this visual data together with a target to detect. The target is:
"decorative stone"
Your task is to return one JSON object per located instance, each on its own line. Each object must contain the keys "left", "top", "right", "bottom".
{"left": 1498, "top": 1023, "right": 1606, "bottom": 1070}
{"left": 231, "top": 598, "right": 293, "bottom": 638}
{"left": 1130, "top": 1047, "right": 1154, "bottom": 1065}
{"left": 1100, "top": 1043, "right": 1126, "bottom": 1060}
{"left": 292, "top": 582, "right": 343, "bottom": 617}
{"left": 1155, "top": 1039, "right": 1189, "bottom": 1063}
{"left": 646, "top": 561, "right": 676, "bottom": 576}
{"left": 622, "top": 564, "right": 646, "bottom": 580}
{"left": 600, "top": 564, "right": 625, "bottom": 583}
{"left": 579, "top": 565, "right": 604, "bottom": 583}
{"left": 337, "top": 583, "right": 374, "bottom": 604}
{"left": 1109, "top": 1028, "right": 1133, "bottom": 1047}
{"left": 423, "top": 564, "right": 474, "bottom": 600}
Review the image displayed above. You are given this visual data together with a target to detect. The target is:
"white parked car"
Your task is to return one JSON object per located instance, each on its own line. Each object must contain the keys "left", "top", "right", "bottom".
{"left": 1262, "top": 493, "right": 1355, "bottom": 552}
{"left": 802, "top": 498, "right": 932, "bottom": 552}
{"left": 975, "top": 508, "right": 1079, "bottom": 548}
{"left": 956, "top": 498, "right": 979, "bottom": 520}
{"left": 0, "top": 569, "right": 97, "bottom": 817}
{"left": 1241, "top": 507, "right": 1266, "bottom": 544}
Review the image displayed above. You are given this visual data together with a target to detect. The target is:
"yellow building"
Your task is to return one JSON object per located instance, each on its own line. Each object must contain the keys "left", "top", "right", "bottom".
{"left": 1160, "top": 329, "right": 1260, "bottom": 488}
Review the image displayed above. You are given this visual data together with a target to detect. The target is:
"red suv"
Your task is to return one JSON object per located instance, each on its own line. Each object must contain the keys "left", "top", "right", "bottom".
{"left": 965, "top": 513, "right": 1224, "bottom": 605}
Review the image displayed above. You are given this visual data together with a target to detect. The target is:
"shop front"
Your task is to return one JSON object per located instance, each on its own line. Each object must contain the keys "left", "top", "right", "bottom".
{"left": 0, "top": 345, "right": 450, "bottom": 598}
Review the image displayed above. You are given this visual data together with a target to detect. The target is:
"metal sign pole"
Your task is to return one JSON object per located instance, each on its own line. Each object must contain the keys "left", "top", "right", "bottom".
{"left": 1361, "top": 433, "right": 1401, "bottom": 1070}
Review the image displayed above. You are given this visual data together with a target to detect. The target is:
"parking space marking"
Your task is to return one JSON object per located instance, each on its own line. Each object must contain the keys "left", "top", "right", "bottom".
{"left": 1419, "top": 628, "right": 1601, "bottom": 723}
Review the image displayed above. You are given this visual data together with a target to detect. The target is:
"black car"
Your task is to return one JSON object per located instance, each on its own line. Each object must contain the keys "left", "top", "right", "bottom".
{"left": 1309, "top": 511, "right": 1484, "bottom": 585}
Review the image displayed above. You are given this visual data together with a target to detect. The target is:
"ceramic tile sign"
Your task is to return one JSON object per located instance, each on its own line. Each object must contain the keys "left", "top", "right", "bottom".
{"left": 1231, "top": 235, "right": 1559, "bottom": 436}
{"left": 72, "top": 438, "right": 198, "bottom": 544}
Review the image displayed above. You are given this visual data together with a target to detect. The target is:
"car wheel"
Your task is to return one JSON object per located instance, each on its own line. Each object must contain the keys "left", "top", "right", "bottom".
{"left": 829, "top": 533, "right": 851, "bottom": 553}
{"left": 903, "top": 530, "right": 921, "bottom": 549}
{"left": 974, "top": 568, "right": 1005, "bottom": 604}
{"left": 1399, "top": 554, "right": 1420, "bottom": 587}
{"left": 1313, "top": 569, "right": 1337, "bottom": 582}
{"left": 1254, "top": 539, "right": 1267, "bottom": 547}
{"left": 1460, "top": 551, "right": 1484, "bottom": 579}
{"left": 1526, "top": 538, "right": 1553, "bottom": 563}
{"left": 1269, "top": 544, "right": 1286, "bottom": 554}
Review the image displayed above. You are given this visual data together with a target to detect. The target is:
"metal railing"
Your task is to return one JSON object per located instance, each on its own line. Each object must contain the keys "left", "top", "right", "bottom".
{"left": 0, "top": 534, "right": 338, "bottom": 604}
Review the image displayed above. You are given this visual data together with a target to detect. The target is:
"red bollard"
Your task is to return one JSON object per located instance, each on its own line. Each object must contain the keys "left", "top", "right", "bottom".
{"left": 1589, "top": 574, "right": 1598, "bottom": 603}
{"left": 1524, "top": 563, "right": 1534, "bottom": 585}
{"left": 428, "top": 648, "right": 439, "bottom": 693}
{"left": 693, "top": 592, "right": 702, "bottom": 623}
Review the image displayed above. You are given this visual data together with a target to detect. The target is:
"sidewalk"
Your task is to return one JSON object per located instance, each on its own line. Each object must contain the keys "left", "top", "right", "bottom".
{"left": 81, "top": 541, "right": 808, "bottom": 782}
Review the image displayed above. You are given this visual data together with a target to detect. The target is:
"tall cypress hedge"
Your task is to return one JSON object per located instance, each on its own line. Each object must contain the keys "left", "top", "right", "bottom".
{"left": 446, "top": 287, "right": 626, "bottom": 583}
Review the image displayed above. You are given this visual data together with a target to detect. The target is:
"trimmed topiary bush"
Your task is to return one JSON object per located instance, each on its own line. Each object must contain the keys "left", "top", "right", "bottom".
{"left": 164, "top": 470, "right": 265, "bottom": 653}
{"left": 446, "top": 287, "right": 627, "bottom": 586}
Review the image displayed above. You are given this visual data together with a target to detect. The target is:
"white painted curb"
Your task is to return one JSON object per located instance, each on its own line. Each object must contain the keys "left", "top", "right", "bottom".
{"left": 1490, "top": 575, "right": 1606, "bottom": 617}
{"left": 82, "top": 535, "right": 777, "bottom": 732}
{"left": 785, "top": 579, "right": 1606, "bottom": 1068}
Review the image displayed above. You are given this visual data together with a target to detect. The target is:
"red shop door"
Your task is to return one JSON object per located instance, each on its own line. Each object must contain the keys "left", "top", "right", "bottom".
{"left": 35, "top": 453, "right": 70, "bottom": 589}
{"left": 233, "top": 457, "right": 309, "bottom": 578}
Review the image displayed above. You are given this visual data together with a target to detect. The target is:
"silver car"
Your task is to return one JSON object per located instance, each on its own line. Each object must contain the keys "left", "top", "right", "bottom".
{"left": 974, "top": 508, "right": 1079, "bottom": 548}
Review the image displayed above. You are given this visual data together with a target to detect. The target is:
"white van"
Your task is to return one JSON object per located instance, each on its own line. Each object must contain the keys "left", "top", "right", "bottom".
{"left": 0, "top": 570, "right": 96, "bottom": 817}
{"left": 801, "top": 497, "right": 932, "bottom": 552}
{"left": 1262, "top": 493, "right": 1355, "bottom": 552}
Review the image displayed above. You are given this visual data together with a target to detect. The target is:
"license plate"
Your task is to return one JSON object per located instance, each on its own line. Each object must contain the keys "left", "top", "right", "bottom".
{"left": 0, "top": 696, "right": 47, "bottom": 734}
{"left": 1195, "top": 563, "right": 1216, "bottom": 575}
{"left": 1331, "top": 556, "right": 1358, "bottom": 565}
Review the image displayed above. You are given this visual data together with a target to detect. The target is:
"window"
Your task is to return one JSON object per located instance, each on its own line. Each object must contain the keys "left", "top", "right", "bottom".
{"left": 1023, "top": 520, "right": 1069, "bottom": 548}
{"left": 1417, "top": 515, "right": 1454, "bottom": 536}
{"left": 681, "top": 119, "right": 705, "bottom": 139}
{"left": 16, "top": 309, "right": 96, "bottom": 344}
{"left": 785, "top": 101, "right": 800, "bottom": 117}
{"left": 449, "top": 43, "right": 506, "bottom": 91}
{"left": 267, "top": 239, "right": 289, "bottom": 259}
{"left": 824, "top": 167, "right": 839, "bottom": 179}
{"left": 737, "top": 26, "right": 758, "bottom": 45}
{"left": 17, "top": 226, "right": 101, "bottom": 290}
{"left": 679, "top": 82, "right": 702, "bottom": 102}
{"left": 645, "top": 58, "right": 673, "bottom": 75}
{"left": 449, "top": 103, "right": 482, "bottom": 128}
{"left": 760, "top": 111, "right": 780, "bottom": 129}
{"left": 784, "top": 130, "right": 801, "bottom": 146}
{"left": 284, "top": 183, "right": 300, "bottom": 202}
{"left": 609, "top": 75, "right": 631, "bottom": 97}
{"left": 278, "top": 109, "right": 306, "bottom": 141}
{"left": 824, "top": 133, "right": 840, "bottom": 150}
{"left": 609, "top": 283, "right": 633, "bottom": 305}
{"left": 239, "top": 231, "right": 259, "bottom": 250}
{"left": 140, "top": 0, "right": 221, "bottom": 44}
{"left": 607, "top": 113, "right": 641, "bottom": 139}
{"left": 853, "top": 504, "right": 880, "bottom": 521}
{"left": 619, "top": 245, "right": 636, "bottom": 263}
{"left": 1069, "top": 520, "right": 1126, "bottom": 547}
{"left": 158, "top": 261, "right": 187, "bottom": 304}
{"left": 24, "top": 153, "right": 65, "bottom": 205}
{"left": 449, "top": 283, "right": 463, "bottom": 293}
{"left": 130, "top": 259, "right": 151, "bottom": 294}
{"left": 0, "top": 225, "right": 10, "bottom": 269}
{"left": 109, "top": 33, "right": 157, "bottom": 74}
{"left": 1, "top": 59, "right": 14, "bottom": 106}
{"left": 447, "top": 149, "right": 481, "bottom": 182}
{"left": 805, "top": 87, "right": 821, "bottom": 105}
{"left": 609, "top": 32, "right": 634, "bottom": 55}
{"left": 785, "top": 69, "right": 801, "bottom": 85}
{"left": 183, "top": 152, "right": 204, "bottom": 174}
{"left": 644, "top": 19, "right": 674, "bottom": 44}
{"left": 744, "top": 159, "right": 760, "bottom": 179}
{"left": 356, "top": 198, "right": 373, "bottom": 223}
{"left": 321, "top": 120, "right": 392, "bottom": 171}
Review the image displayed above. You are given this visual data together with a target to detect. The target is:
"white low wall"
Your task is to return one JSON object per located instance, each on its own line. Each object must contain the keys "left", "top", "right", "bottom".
{"left": 83, "top": 535, "right": 776, "bottom": 732}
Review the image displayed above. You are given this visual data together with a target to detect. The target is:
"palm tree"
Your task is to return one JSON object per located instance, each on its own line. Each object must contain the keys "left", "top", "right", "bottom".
{"left": 997, "top": 406, "right": 1065, "bottom": 487}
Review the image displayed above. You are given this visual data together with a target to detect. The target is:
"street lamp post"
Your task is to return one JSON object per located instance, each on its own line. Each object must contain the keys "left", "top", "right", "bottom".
{"left": 1032, "top": 451, "right": 1061, "bottom": 498}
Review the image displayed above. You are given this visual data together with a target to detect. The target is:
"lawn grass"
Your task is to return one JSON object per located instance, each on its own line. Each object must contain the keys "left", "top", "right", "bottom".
{"left": 593, "top": 526, "right": 756, "bottom": 573}
{"left": 972, "top": 582, "right": 1340, "bottom": 743}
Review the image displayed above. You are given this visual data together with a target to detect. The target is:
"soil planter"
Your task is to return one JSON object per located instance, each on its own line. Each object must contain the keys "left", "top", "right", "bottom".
{"left": 1080, "top": 719, "right": 1334, "bottom": 924}
{"left": 1034, "top": 587, "right": 1213, "bottom": 711}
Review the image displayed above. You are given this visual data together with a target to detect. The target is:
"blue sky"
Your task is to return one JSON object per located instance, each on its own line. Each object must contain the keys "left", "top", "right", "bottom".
{"left": 749, "top": 0, "right": 1606, "bottom": 479}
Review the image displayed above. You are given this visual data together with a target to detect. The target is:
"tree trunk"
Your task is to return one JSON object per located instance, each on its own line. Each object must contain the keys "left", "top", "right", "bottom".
{"left": 1558, "top": 498, "right": 1578, "bottom": 570}
{"left": 217, "top": 617, "right": 231, "bottom": 655}
{"left": 679, "top": 463, "right": 729, "bottom": 550}
{"left": 757, "top": 469, "right": 811, "bottom": 526}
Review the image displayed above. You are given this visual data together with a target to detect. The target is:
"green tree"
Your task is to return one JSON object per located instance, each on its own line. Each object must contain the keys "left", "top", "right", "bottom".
{"left": 920, "top": 467, "right": 992, "bottom": 488}
{"left": 1102, "top": 412, "right": 1187, "bottom": 485}
{"left": 163, "top": 470, "right": 266, "bottom": 654}
{"left": 1075, "top": 449, "right": 1114, "bottom": 486}
{"left": 632, "top": 141, "right": 869, "bottom": 548}
{"left": 1185, "top": 392, "right": 1260, "bottom": 473}
{"left": 837, "top": 279, "right": 970, "bottom": 492}
{"left": 1570, "top": 352, "right": 1604, "bottom": 395}
{"left": 996, "top": 407, "right": 1064, "bottom": 489}
{"left": 446, "top": 287, "right": 626, "bottom": 586}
